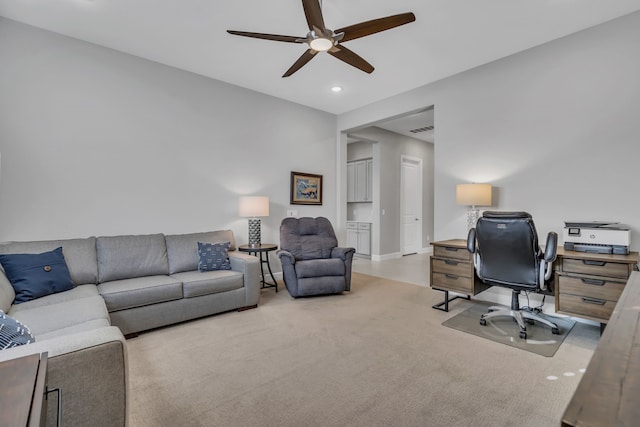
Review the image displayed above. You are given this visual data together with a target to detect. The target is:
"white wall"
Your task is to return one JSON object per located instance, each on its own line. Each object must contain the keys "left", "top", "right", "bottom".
{"left": 0, "top": 18, "right": 337, "bottom": 250}
{"left": 338, "top": 11, "right": 640, "bottom": 250}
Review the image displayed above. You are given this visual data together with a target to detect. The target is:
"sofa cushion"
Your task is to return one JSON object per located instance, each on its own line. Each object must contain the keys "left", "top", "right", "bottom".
{"left": 0, "top": 237, "right": 98, "bottom": 285}
{"left": 9, "top": 295, "right": 109, "bottom": 336}
{"left": 97, "top": 234, "right": 169, "bottom": 283}
{"left": 0, "top": 274, "right": 15, "bottom": 313}
{"left": 8, "top": 284, "right": 100, "bottom": 314}
{"left": 198, "top": 241, "right": 232, "bottom": 272}
{"left": 98, "top": 275, "right": 183, "bottom": 312}
{"left": 171, "top": 270, "right": 244, "bottom": 298}
{"left": 165, "top": 230, "right": 237, "bottom": 274}
{"left": 0, "top": 310, "right": 35, "bottom": 350}
{"left": 35, "top": 318, "right": 111, "bottom": 341}
{"left": 0, "top": 247, "right": 75, "bottom": 304}
{"left": 295, "top": 258, "right": 345, "bottom": 278}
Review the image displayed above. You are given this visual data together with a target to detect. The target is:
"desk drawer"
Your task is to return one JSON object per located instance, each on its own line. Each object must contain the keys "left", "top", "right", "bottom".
{"left": 558, "top": 274, "right": 625, "bottom": 302}
{"left": 431, "top": 272, "right": 473, "bottom": 294}
{"left": 562, "top": 258, "right": 630, "bottom": 279}
{"left": 433, "top": 246, "right": 471, "bottom": 262}
{"left": 431, "top": 258, "right": 471, "bottom": 278}
{"left": 558, "top": 293, "right": 616, "bottom": 321}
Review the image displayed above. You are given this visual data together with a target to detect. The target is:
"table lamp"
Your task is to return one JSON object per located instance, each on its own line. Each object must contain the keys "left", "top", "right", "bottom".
{"left": 239, "top": 196, "right": 270, "bottom": 247}
{"left": 456, "top": 183, "right": 492, "bottom": 231}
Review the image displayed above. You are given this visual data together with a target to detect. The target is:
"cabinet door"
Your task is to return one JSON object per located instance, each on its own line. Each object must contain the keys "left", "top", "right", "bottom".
{"left": 346, "top": 162, "right": 356, "bottom": 203}
{"left": 346, "top": 228, "right": 359, "bottom": 250}
{"left": 354, "top": 160, "right": 368, "bottom": 201}
{"left": 366, "top": 159, "right": 373, "bottom": 202}
{"left": 358, "top": 228, "right": 371, "bottom": 255}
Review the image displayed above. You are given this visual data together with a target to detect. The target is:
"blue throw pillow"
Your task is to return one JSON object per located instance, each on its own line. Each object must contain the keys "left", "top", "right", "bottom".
{"left": 0, "top": 310, "right": 35, "bottom": 350}
{"left": 197, "top": 241, "right": 232, "bottom": 272}
{"left": 0, "top": 247, "right": 75, "bottom": 304}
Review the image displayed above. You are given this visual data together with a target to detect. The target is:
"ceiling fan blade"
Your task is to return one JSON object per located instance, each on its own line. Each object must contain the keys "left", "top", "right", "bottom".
{"left": 335, "top": 12, "right": 416, "bottom": 42}
{"left": 328, "top": 45, "right": 374, "bottom": 74}
{"left": 302, "top": 0, "right": 326, "bottom": 32}
{"left": 283, "top": 49, "right": 319, "bottom": 78}
{"left": 227, "top": 30, "right": 303, "bottom": 43}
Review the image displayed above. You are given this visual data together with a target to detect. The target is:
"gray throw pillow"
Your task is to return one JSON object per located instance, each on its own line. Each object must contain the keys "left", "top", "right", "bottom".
{"left": 197, "top": 242, "right": 232, "bottom": 272}
{"left": 0, "top": 310, "right": 35, "bottom": 350}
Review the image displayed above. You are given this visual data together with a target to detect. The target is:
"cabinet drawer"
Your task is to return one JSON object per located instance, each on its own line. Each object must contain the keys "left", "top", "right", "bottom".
{"left": 358, "top": 223, "right": 371, "bottom": 230}
{"left": 432, "top": 258, "right": 471, "bottom": 278}
{"left": 346, "top": 222, "right": 358, "bottom": 230}
{"left": 558, "top": 293, "right": 616, "bottom": 321}
{"left": 431, "top": 272, "right": 473, "bottom": 294}
{"left": 562, "top": 258, "right": 630, "bottom": 279}
{"left": 558, "top": 274, "right": 625, "bottom": 302}
{"left": 433, "top": 246, "right": 471, "bottom": 261}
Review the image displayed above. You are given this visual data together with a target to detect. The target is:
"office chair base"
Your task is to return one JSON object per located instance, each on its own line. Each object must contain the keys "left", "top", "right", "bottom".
{"left": 480, "top": 307, "right": 560, "bottom": 339}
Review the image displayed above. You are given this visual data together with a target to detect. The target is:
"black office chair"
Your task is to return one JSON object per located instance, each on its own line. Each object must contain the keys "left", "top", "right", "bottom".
{"left": 467, "top": 211, "right": 560, "bottom": 339}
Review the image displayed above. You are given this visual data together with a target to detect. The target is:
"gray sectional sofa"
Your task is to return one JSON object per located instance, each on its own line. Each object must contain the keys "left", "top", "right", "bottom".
{"left": 0, "top": 230, "right": 260, "bottom": 427}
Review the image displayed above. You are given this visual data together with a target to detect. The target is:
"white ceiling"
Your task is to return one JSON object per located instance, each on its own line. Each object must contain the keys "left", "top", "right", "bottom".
{"left": 1, "top": 1, "right": 640, "bottom": 115}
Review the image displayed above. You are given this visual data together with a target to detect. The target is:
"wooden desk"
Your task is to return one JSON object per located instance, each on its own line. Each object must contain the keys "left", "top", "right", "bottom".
{"left": 555, "top": 248, "right": 638, "bottom": 326}
{"left": 429, "top": 239, "right": 490, "bottom": 311}
{"left": 0, "top": 352, "right": 48, "bottom": 427}
{"left": 562, "top": 271, "right": 640, "bottom": 426}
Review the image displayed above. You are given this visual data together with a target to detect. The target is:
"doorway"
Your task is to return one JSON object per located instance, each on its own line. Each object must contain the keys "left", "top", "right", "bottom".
{"left": 401, "top": 156, "right": 423, "bottom": 255}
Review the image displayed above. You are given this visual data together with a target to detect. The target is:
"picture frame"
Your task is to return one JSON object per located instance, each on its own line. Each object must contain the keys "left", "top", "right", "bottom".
{"left": 290, "top": 171, "right": 323, "bottom": 205}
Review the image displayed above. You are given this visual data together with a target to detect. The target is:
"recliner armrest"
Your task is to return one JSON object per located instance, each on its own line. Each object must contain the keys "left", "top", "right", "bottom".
{"left": 331, "top": 247, "right": 356, "bottom": 260}
{"left": 544, "top": 232, "right": 558, "bottom": 262}
{"left": 276, "top": 249, "right": 296, "bottom": 265}
{"left": 467, "top": 228, "right": 477, "bottom": 253}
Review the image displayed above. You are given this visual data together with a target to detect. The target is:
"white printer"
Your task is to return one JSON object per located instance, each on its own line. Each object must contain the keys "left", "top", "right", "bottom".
{"left": 563, "top": 221, "right": 630, "bottom": 255}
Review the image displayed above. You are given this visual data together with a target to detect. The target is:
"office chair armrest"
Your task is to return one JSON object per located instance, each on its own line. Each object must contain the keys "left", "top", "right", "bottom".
{"left": 277, "top": 249, "right": 296, "bottom": 265}
{"left": 467, "top": 228, "right": 477, "bottom": 253}
{"left": 544, "top": 232, "right": 558, "bottom": 263}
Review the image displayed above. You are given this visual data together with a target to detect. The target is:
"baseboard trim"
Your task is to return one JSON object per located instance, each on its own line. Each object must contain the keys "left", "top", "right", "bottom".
{"left": 372, "top": 252, "right": 402, "bottom": 262}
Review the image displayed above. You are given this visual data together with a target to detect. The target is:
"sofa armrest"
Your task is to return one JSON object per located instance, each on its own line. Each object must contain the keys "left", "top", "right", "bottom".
{"left": 0, "top": 326, "right": 128, "bottom": 426}
{"left": 331, "top": 247, "right": 356, "bottom": 261}
{"left": 228, "top": 251, "right": 261, "bottom": 306}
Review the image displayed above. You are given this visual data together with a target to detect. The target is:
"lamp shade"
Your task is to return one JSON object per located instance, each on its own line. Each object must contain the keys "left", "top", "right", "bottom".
{"left": 456, "top": 184, "right": 492, "bottom": 207}
{"left": 239, "top": 196, "right": 270, "bottom": 217}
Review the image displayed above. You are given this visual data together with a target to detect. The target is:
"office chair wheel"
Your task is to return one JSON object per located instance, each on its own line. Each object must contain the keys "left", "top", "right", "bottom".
{"left": 533, "top": 307, "right": 542, "bottom": 314}
{"left": 526, "top": 319, "right": 535, "bottom": 325}
{"left": 479, "top": 318, "right": 487, "bottom": 326}
{"left": 552, "top": 327, "right": 560, "bottom": 335}
{"left": 519, "top": 331, "right": 527, "bottom": 339}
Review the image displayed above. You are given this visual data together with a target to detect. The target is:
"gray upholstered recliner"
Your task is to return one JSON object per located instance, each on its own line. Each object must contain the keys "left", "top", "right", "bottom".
{"left": 277, "top": 217, "right": 355, "bottom": 298}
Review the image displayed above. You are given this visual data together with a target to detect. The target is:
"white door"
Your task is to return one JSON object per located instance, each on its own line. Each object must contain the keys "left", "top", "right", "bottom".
{"left": 401, "top": 157, "right": 423, "bottom": 255}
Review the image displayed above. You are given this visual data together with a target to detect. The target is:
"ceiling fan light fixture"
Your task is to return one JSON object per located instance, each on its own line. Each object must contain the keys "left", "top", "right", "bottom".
{"left": 309, "top": 37, "right": 333, "bottom": 52}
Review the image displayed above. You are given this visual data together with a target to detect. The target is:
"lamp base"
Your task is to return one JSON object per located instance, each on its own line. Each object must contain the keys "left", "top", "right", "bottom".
{"left": 467, "top": 208, "right": 480, "bottom": 231}
{"left": 248, "top": 218, "right": 261, "bottom": 247}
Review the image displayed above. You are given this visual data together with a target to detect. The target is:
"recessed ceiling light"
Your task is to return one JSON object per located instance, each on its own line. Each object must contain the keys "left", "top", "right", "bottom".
{"left": 331, "top": 86, "right": 343, "bottom": 93}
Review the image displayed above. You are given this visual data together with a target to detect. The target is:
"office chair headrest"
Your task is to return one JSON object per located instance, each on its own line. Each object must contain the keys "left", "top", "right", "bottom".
{"left": 482, "top": 211, "right": 532, "bottom": 220}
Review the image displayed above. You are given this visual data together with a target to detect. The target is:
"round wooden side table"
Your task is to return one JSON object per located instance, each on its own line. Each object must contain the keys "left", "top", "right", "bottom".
{"left": 238, "top": 243, "right": 279, "bottom": 292}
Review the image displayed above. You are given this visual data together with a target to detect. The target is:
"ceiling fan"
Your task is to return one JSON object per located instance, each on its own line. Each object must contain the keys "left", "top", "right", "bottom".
{"left": 227, "top": 0, "right": 416, "bottom": 77}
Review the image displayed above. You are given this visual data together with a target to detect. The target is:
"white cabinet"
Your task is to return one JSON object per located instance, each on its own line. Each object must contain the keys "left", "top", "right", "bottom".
{"left": 347, "top": 159, "right": 372, "bottom": 203}
{"left": 347, "top": 222, "right": 371, "bottom": 256}
{"left": 346, "top": 162, "right": 356, "bottom": 203}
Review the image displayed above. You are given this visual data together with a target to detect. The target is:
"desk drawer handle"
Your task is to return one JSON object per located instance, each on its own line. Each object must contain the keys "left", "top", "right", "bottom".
{"left": 444, "top": 260, "right": 459, "bottom": 266}
{"left": 581, "top": 297, "right": 606, "bottom": 305}
{"left": 582, "top": 260, "right": 606, "bottom": 267}
{"left": 581, "top": 278, "right": 605, "bottom": 286}
{"left": 445, "top": 247, "right": 459, "bottom": 252}
{"left": 445, "top": 274, "right": 459, "bottom": 279}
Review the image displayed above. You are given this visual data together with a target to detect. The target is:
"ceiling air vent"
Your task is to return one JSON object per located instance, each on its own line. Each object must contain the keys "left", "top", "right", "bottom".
{"left": 409, "top": 125, "right": 434, "bottom": 134}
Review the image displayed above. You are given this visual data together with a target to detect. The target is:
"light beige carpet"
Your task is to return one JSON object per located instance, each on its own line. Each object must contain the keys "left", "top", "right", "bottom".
{"left": 127, "top": 273, "right": 599, "bottom": 427}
